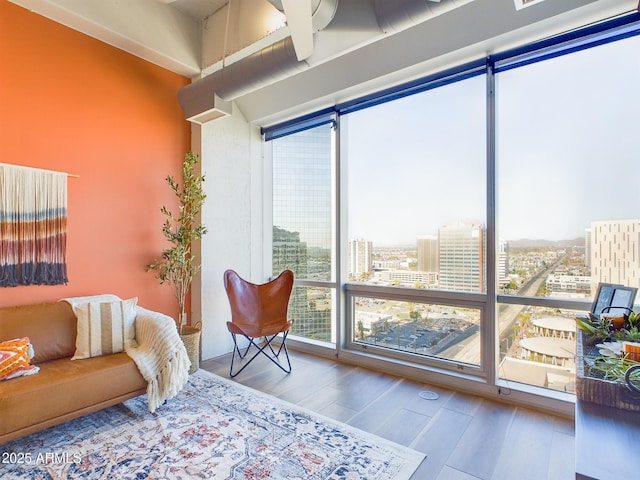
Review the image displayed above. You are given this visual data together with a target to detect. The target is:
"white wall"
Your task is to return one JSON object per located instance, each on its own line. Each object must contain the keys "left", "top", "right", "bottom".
{"left": 196, "top": 106, "right": 265, "bottom": 360}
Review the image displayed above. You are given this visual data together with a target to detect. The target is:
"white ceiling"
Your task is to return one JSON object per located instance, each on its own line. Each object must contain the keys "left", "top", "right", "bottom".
{"left": 9, "top": 0, "right": 638, "bottom": 125}
{"left": 161, "top": 0, "right": 228, "bottom": 20}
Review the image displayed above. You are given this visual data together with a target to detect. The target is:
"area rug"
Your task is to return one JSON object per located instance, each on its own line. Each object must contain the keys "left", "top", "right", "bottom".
{"left": 2, "top": 370, "right": 424, "bottom": 479}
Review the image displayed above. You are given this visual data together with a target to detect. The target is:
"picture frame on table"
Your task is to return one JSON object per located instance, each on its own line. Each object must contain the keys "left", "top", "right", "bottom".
{"left": 590, "top": 282, "right": 637, "bottom": 318}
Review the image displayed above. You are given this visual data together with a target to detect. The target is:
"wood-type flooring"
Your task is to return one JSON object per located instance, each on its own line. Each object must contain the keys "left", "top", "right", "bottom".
{"left": 202, "top": 350, "right": 575, "bottom": 480}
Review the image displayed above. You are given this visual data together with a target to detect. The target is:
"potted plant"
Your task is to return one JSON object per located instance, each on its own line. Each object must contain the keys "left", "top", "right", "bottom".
{"left": 575, "top": 310, "right": 640, "bottom": 410}
{"left": 147, "top": 152, "right": 207, "bottom": 372}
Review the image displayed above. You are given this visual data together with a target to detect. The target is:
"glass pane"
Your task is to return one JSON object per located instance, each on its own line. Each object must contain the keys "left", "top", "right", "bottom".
{"left": 497, "top": 35, "right": 640, "bottom": 393}
{"left": 497, "top": 35, "right": 640, "bottom": 303}
{"left": 345, "top": 76, "right": 486, "bottom": 293}
{"left": 272, "top": 124, "right": 333, "bottom": 282}
{"left": 498, "top": 303, "right": 578, "bottom": 393}
{"left": 289, "top": 285, "right": 333, "bottom": 342}
{"left": 353, "top": 297, "right": 481, "bottom": 366}
{"left": 272, "top": 123, "right": 335, "bottom": 345}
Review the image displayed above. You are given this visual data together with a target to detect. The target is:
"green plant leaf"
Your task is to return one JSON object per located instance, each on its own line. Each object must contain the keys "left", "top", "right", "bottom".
{"left": 146, "top": 151, "right": 207, "bottom": 327}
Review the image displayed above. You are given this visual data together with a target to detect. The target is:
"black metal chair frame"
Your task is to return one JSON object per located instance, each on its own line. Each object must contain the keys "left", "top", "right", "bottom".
{"left": 229, "top": 329, "right": 292, "bottom": 378}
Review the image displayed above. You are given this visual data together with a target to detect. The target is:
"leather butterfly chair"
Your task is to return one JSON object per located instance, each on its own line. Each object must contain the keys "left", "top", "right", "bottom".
{"left": 223, "top": 269, "right": 295, "bottom": 378}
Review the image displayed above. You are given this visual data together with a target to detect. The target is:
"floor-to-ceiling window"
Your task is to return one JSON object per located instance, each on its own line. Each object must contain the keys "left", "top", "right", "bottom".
{"left": 495, "top": 30, "right": 640, "bottom": 393}
{"left": 271, "top": 121, "right": 337, "bottom": 345}
{"left": 342, "top": 74, "right": 488, "bottom": 372}
{"left": 264, "top": 13, "right": 640, "bottom": 402}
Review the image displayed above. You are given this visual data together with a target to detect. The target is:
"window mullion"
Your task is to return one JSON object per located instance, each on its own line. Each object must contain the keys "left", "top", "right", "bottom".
{"left": 485, "top": 59, "right": 498, "bottom": 386}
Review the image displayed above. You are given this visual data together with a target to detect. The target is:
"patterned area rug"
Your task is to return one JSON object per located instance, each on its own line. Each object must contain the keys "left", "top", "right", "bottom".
{"left": 2, "top": 370, "right": 424, "bottom": 479}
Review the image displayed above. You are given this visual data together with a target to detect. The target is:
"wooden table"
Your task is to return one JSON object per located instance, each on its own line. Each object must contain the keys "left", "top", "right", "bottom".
{"left": 575, "top": 399, "right": 640, "bottom": 479}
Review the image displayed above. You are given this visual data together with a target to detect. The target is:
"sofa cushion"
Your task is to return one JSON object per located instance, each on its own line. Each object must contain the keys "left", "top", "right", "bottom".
{"left": 72, "top": 298, "right": 138, "bottom": 360}
{"left": 0, "top": 353, "right": 147, "bottom": 438}
{"left": 0, "top": 302, "right": 77, "bottom": 364}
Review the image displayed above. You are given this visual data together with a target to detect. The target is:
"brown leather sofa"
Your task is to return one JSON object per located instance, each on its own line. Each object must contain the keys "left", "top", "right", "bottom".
{"left": 0, "top": 301, "right": 147, "bottom": 444}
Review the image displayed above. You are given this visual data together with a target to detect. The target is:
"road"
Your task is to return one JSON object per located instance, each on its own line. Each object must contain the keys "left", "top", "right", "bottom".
{"left": 440, "top": 254, "right": 566, "bottom": 365}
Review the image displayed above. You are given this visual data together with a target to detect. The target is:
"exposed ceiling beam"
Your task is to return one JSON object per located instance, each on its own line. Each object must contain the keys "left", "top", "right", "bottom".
{"left": 281, "top": 0, "right": 314, "bottom": 61}
{"left": 234, "top": 0, "right": 637, "bottom": 125}
{"left": 9, "top": 0, "right": 638, "bottom": 127}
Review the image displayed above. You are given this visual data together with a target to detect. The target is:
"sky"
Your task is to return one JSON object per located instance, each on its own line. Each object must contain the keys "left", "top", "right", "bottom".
{"left": 346, "top": 34, "right": 640, "bottom": 245}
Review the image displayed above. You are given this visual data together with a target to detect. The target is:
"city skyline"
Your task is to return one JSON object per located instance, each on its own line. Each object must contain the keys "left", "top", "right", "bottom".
{"left": 346, "top": 34, "right": 640, "bottom": 246}
{"left": 273, "top": 34, "right": 639, "bottom": 250}
{"left": 269, "top": 32, "right": 640, "bottom": 396}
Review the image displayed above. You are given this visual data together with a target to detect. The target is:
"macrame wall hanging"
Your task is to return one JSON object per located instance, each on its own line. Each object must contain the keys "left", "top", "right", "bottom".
{"left": 0, "top": 163, "right": 75, "bottom": 287}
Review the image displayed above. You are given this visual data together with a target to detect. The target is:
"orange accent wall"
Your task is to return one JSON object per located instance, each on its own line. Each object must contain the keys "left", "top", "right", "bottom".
{"left": 0, "top": 2, "right": 191, "bottom": 321}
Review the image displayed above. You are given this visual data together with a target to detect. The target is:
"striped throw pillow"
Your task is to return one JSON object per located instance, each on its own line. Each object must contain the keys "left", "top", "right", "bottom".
{"left": 72, "top": 298, "right": 138, "bottom": 360}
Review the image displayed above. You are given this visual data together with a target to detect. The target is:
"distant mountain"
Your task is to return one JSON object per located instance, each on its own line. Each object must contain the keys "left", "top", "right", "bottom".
{"left": 508, "top": 238, "right": 584, "bottom": 248}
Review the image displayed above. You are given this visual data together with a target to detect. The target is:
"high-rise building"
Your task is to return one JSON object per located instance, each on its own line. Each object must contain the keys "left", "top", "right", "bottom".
{"left": 417, "top": 236, "right": 438, "bottom": 272}
{"left": 497, "top": 238, "right": 509, "bottom": 287}
{"left": 585, "top": 228, "right": 592, "bottom": 268}
{"left": 590, "top": 220, "right": 640, "bottom": 293}
{"left": 438, "top": 220, "right": 485, "bottom": 292}
{"left": 272, "top": 125, "right": 333, "bottom": 342}
{"left": 348, "top": 238, "right": 373, "bottom": 278}
{"left": 272, "top": 226, "right": 315, "bottom": 337}
{"left": 273, "top": 226, "right": 308, "bottom": 278}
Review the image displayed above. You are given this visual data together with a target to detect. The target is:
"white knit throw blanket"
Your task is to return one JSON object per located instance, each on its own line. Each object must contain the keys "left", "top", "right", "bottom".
{"left": 61, "top": 295, "right": 190, "bottom": 413}
{"left": 129, "top": 306, "right": 191, "bottom": 412}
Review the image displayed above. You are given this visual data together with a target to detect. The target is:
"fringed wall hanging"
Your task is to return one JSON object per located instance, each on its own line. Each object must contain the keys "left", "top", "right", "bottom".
{"left": 0, "top": 164, "right": 74, "bottom": 287}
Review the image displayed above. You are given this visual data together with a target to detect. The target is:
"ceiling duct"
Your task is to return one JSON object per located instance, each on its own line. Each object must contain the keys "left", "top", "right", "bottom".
{"left": 266, "top": 0, "right": 340, "bottom": 60}
{"left": 178, "top": 0, "right": 472, "bottom": 124}
{"left": 178, "top": 36, "right": 308, "bottom": 123}
{"left": 267, "top": 0, "right": 340, "bottom": 32}
{"left": 373, "top": 0, "right": 470, "bottom": 33}
{"left": 178, "top": 0, "right": 339, "bottom": 125}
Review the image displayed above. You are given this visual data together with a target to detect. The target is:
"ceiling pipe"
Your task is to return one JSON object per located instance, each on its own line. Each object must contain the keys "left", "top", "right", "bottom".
{"left": 267, "top": 0, "right": 340, "bottom": 32}
{"left": 178, "top": 0, "right": 339, "bottom": 125}
{"left": 178, "top": 36, "right": 308, "bottom": 123}
{"left": 373, "top": 0, "right": 468, "bottom": 33}
{"left": 178, "top": 0, "right": 472, "bottom": 124}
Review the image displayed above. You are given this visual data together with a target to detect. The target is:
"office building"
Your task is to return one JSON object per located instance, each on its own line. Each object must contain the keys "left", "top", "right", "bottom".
{"left": 438, "top": 220, "right": 485, "bottom": 292}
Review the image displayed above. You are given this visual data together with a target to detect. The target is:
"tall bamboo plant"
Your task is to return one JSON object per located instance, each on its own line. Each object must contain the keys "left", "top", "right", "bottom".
{"left": 147, "top": 152, "right": 207, "bottom": 332}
